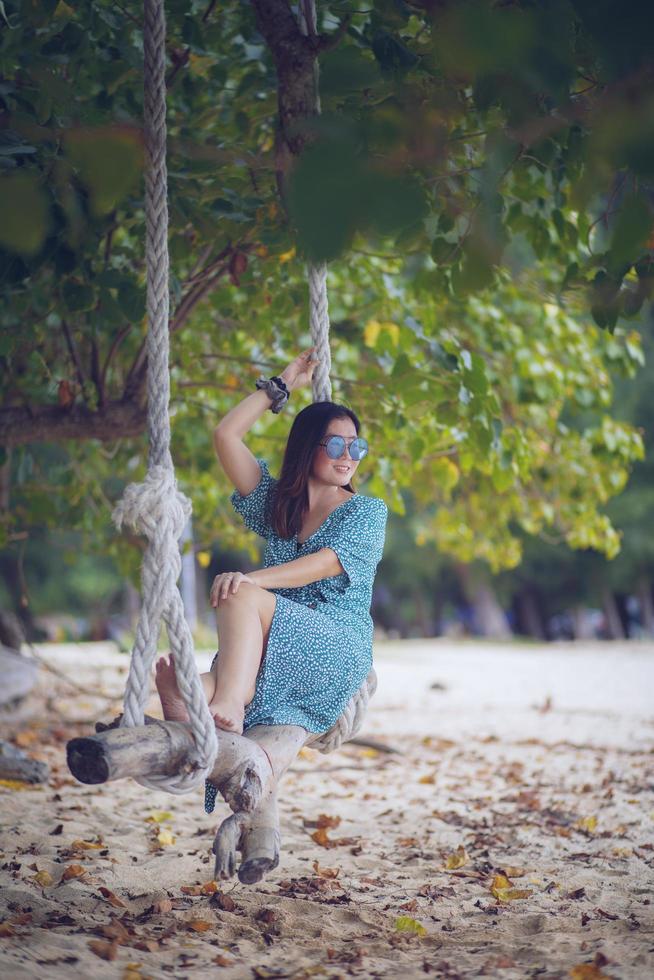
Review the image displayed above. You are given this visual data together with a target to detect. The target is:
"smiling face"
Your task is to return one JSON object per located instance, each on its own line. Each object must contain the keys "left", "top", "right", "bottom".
{"left": 311, "top": 415, "right": 361, "bottom": 488}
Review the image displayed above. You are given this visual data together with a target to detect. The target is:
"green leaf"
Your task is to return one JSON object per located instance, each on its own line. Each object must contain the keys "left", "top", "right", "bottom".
{"left": 65, "top": 127, "right": 143, "bottom": 216}
{"left": 0, "top": 173, "right": 50, "bottom": 256}
{"left": 62, "top": 281, "right": 96, "bottom": 313}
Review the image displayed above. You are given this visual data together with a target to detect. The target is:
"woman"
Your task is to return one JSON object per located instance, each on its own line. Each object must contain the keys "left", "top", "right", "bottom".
{"left": 155, "top": 347, "right": 388, "bottom": 750}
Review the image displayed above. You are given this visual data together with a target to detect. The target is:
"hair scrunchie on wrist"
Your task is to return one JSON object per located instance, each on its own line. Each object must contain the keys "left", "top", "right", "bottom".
{"left": 255, "top": 375, "right": 290, "bottom": 414}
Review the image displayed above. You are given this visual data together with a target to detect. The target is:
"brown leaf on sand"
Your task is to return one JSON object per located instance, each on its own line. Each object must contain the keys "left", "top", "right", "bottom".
{"left": 9, "top": 914, "right": 33, "bottom": 926}
{"left": 181, "top": 880, "right": 218, "bottom": 896}
{"left": 187, "top": 919, "right": 213, "bottom": 932}
{"left": 312, "top": 860, "right": 339, "bottom": 879}
{"left": 133, "top": 939, "right": 160, "bottom": 953}
{"left": 569, "top": 955, "right": 612, "bottom": 979}
{"left": 311, "top": 827, "right": 335, "bottom": 848}
{"left": 0, "top": 922, "right": 16, "bottom": 937}
{"left": 214, "top": 954, "right": 234, "bottom": 966}
{"left": 501, "top": 866, "right": 528, "bottom": 878}
{"left": 210, "top": 892, "right": 236, "bottom": 912}
{"left": 99, "top": 886, "right": 128, "bottom": 908}
{"left": 61, "top": 864, "right": 86, "bottom": 882}
{"left": 303, "top": 814, "right": 341, "bottom": 830}
{"left": 152, "top": 898, "right": 173, "bottom": 914}
{"left": 88, "top": 939, "right": 119, "bottom": 961}
{"left": 100, "top": 919, "right": 130, "bottom": 944}
{"left": 71, "top": 839, "right": 104, "bottom": 851}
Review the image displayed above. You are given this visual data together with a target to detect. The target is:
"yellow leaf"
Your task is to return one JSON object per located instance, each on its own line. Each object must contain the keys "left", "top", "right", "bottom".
{"left": 71, "top": 839, "right": 104, "bottom": 850}
{"left": 254, "top": 244, "right": 269, "bottom": 258}
{"left": 196, "top": 550, "right": 211, "bottom": 569}
{"left": 360, "top": 748, "right": 380, "bottom": 758}
{"left": 123, "top": 969, "right": 143, "bottom": 980}
{"left": 157, "top": 829, "right": 176, "bottom": 846}
{"left": 363, "top": 319, "right": 400, "bottom": 348}
{"left": 32, "top": 870, "right": 54, "bottom": 887}
{"left": 278, "top": 247, "right": 296, "bottom": 264}
{"left": 575, "top": 816, "right": 598, "bottom": 833}
{"left": 418, "top": 773, "right": 435, "bottom": 784}
{"left": 490, "top": 874, "right": 532, "bottom": 902}
{"left": 569, "top": 963, "right": 612, "bottom": 979}
{"left": 0, "top": 779, "right": 33, "bottom": 791}
{"left": 146, "top": 811, "right": 172, "bottom": 823}
{"left": 395, "top": 916, "right": 427, "bottom": 937}
{"left": 445, "top": 845, "right": 469, "bottom": 870}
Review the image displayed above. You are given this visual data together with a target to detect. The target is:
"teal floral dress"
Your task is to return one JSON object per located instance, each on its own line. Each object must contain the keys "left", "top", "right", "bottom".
{"left": 205, "top": 458, "right": 388, "bottom": 813}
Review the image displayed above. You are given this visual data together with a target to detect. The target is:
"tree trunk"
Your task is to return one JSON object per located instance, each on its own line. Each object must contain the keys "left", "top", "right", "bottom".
{"left": 637, "top": 575, "right": 654, "bottom": 635}
{"left": 601, "top": 588, "right": 625, "bottom": 640}
{"left": 455, "top": 563, "right": 513, "bottom": 639}
{"left": 515, "top": 588, "right": 546, "bottom": 639}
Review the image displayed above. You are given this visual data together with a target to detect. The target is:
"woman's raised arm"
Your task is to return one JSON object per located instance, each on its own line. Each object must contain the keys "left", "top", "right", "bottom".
{"left": 213, "top": 348, "right": 318, "bottom": 496}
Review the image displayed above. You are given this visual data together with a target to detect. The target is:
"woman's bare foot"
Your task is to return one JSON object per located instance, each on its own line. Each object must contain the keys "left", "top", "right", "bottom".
{"left": 208, "top": 696, "right": 245, "bottom": 735}
{"left": 155, "top": 656, "right": 189, "bottom": 723}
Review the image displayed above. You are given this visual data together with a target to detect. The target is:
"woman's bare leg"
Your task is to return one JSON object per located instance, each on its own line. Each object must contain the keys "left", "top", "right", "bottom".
{"left": 208, "top": 590, "right": 268, "bottom": 734}
{"left": 155, "top": 583, "right": 276, "bottom": 734}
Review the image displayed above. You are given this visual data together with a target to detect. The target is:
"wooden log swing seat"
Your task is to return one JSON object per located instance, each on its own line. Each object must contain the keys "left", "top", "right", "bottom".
{"left": 66, "top": 0, "right": 377, "bottom": 885}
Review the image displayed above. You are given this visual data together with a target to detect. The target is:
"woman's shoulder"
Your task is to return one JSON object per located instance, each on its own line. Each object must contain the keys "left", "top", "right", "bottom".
{"left": 351, "top": 492, "right": 388, "bottom": 518}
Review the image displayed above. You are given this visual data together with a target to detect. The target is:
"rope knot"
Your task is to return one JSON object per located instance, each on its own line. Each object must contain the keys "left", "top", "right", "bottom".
{"left": 113, "top": 465, "right": 191, "bottom": 542}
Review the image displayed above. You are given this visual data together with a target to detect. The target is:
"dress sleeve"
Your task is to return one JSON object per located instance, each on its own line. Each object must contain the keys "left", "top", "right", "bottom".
{"left": 327, "top": 496, "right": 388, "bottom": 587}
{"left": 230, "top": 458, "right": 277, "bottom": 540}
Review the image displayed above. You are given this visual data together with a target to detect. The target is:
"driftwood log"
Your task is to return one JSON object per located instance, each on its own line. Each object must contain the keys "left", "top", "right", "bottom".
{"left": 0, "top": 638, "right": 50, "bottom": 784}
{"left": 67, "top": 718, "right": 311, "bottom": 883}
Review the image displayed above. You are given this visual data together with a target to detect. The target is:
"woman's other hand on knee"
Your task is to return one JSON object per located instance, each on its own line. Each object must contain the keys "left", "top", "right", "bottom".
{"left": 210, "top": 571, "right": 258, "bottom": 607}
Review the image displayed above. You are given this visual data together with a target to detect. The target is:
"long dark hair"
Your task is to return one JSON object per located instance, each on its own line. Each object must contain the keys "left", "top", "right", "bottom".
{"left": 269, "top": 401, "right": 362, "bottom": 539}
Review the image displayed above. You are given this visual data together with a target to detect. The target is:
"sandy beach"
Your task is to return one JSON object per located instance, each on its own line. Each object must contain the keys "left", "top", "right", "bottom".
{"left": 0, "top": 639, "right": 652, "bottom": 979}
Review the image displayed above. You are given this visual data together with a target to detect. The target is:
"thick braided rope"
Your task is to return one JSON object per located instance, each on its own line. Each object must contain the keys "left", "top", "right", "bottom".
{"left": 297, "top": 0, "right": 374, "bottom": 749}
{"left": 112, "top": 0, "right": 217, "bottom": 793}
{"left": 309, "top": 668, "right": 377, "bottom": 753}
{"left": 298, "top": 0, "right": 332, "bottom": 403}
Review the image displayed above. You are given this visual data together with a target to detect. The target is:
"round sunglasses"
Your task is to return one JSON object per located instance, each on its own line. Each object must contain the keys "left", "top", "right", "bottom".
{"left": 318, "top": 435, "right": 369, "bottom": 460}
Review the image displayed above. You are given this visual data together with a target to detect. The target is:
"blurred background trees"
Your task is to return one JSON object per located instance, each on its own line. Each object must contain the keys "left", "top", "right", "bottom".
{"left": 1, "top": 0, "right": 654, "bottom": 641}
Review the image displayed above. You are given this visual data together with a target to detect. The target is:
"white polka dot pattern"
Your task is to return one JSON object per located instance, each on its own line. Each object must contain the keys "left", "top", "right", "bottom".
{"left": 227, "top": 458, "right": 388, "bottom": 734}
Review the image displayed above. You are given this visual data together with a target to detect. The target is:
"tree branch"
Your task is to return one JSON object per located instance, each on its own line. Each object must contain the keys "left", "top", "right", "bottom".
{"left": 0, "top": 399, "right": 146, "bottom": 447}
{"left": 61, "top": 319, "right": 88, "bottom": 404}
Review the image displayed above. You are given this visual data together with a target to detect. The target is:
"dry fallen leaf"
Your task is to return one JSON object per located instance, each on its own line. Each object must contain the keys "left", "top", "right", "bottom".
{"left": 569, "top": 962, "right": 612, "bottom": 979}
{"left": 418, "top": 773, "right": 436, "bottom": 784}
{"left": 0, "top": 779, "right": 33, "bottom": 791}
{"left": 311, "top": 827, "right": 334, "bottom": 849}
{"left": 444, "top": 845, "right": 470, "bottom": 870}
{"left": 61, "top": 864, "right": 86, "bottom": 882}
{"left": 395, "top": 916, "right": 427, "bottom": 937}
{"left": 88, "top": 939, "right": 119, "bottom": 961}
{"left": 490, "top": 874, "right": 533, "bottom": 902}
{"left": 575, "top": 816, "right": 598, "bottom": 833}
{"left": 145, "top": 811, "right": 173, "bottom": 824}
{"left": 181, "top": 880, "right": 218, "bottom": 896}
{"left": 123, "top": 969, "right": 144, "bottom": 980}
{"left": 156, "top": 829, "right": 176, "bottom": 846}
{"left": 0, "top": 922, "right": 16, "bottom": 937}
{"left": 99, "top": 886, "right": 128, "bottom": 909}
{"left": 312, "top": 860, "right": 339, "bottom": 879}
{"left": 187, "top": 919, "right": 213, "bottom": 932}
{"left": 502, "top": 866, "right": 528, "bottom": 877}
{"left": 152, "top": 898, "right": 173, "bottom": 914}
{"left": 72, "top": 839, "right": 104, "bottom": 851}
{"left": 32, "top": 870, "right": 54, "bottom": 887}
{"left": 214, "top": 954, "right": 234, "bottom": 966}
